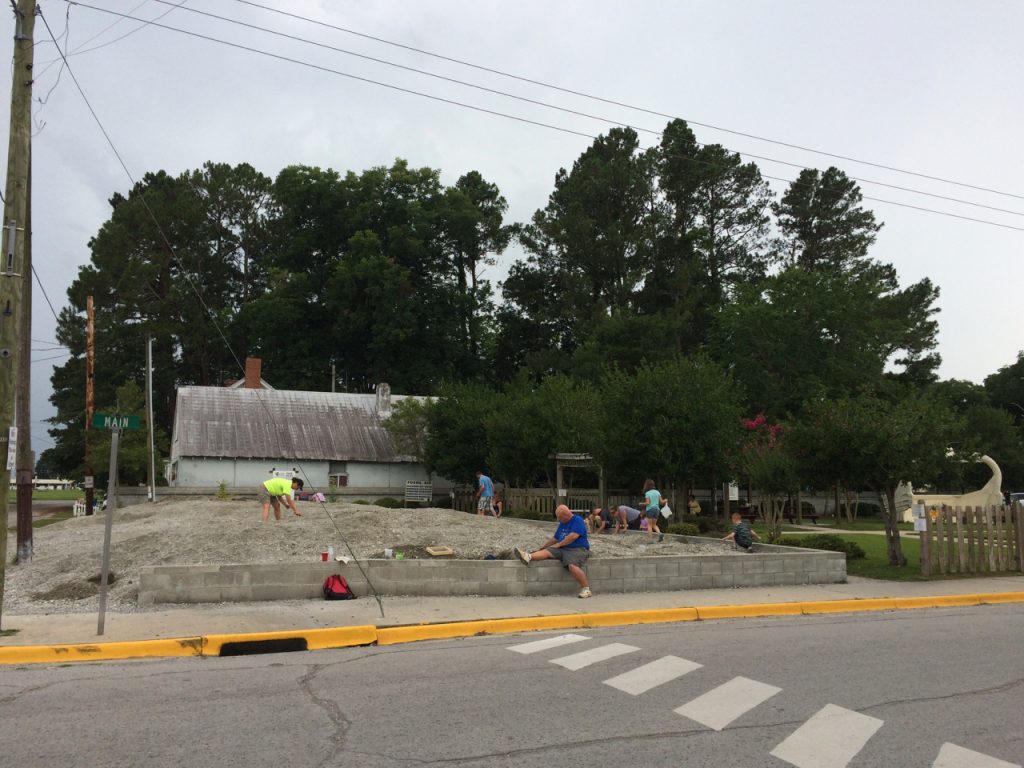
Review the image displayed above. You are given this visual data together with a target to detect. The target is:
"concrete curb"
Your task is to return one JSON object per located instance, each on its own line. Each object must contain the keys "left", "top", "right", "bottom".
{"left": 1, "top": 592, "right": 1021, "bottom": 665}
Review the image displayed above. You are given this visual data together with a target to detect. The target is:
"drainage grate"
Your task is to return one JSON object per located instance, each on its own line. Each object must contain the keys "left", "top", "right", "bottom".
{"left": 218, "top": 637, "right": 309, "bottom": 656}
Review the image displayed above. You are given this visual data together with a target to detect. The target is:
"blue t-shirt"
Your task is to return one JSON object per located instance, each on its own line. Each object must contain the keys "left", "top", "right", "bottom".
{"left": 554, "top": 514, "right": 590, "bottom": 549}
{"left": 645, "top": 489, "right": 661, "bottom": 513}
{"left": 478, "top": 474, "right": 494, "bottom": 497}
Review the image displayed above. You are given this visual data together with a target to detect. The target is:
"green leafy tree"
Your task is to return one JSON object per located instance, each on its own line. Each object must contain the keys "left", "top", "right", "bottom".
{"left": 422, "top": 382, "right": 502, "bottom": 483}
{"left": 383, "top": 397, "right": 433, "bottom": 463}
{"left": 737, "top": 415, "right": 797, "bottom": 543}
{"left": 499, "top": 128, "right": 657, "bottom": 374}
{"left": 712, "top": 264, "right": 941, "bottom": 417}
{"left": 594, "top": 355, "right": 744, "bottom": 492}
{"left": 790, "top": 392, "right": 963, "bottom": 566}
{"left": 90, "top": 381, "right": 169, "bottom": 489}
{"left": 984, "top": 351, "right": 1024, "bottom": 426}
{"left": 484, "top": 374, "right": 599, "bottom": 488}
{"left": 773, "top": 167, "right": 882, "bottom": 271}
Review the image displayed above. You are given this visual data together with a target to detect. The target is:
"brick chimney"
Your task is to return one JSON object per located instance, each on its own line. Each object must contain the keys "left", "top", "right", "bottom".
{"left": 375, "top": 382, "right": 391, "bottom": 417}
{"left": 244, "top": 357, "right": 262, "bottom": 389}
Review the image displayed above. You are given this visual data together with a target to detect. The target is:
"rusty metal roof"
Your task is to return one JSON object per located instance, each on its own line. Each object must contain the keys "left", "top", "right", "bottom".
{"left": 171, "top": 386, "right": 421, "bottom": 462}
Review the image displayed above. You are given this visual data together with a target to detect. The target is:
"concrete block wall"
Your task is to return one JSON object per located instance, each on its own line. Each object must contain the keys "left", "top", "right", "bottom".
{"left": 138, "top": 543, "right": 846, "bottom": 604}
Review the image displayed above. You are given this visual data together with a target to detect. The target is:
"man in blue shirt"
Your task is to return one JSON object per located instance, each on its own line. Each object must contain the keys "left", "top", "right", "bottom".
{"left": 514, "top": 504, "right": 592, "bottom": 598}
{"left": 475, "top": 470, "right": 497, "bottom": 516}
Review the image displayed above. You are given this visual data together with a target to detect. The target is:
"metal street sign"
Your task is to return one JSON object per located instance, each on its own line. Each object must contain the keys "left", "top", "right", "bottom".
{"left": 92, "top": 413, "right": 140, "bottom": 430}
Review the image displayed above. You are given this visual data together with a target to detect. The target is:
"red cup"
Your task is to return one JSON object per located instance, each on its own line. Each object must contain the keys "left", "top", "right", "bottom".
{"left": 321, "top": 551, "right": 328, "bottom": 561}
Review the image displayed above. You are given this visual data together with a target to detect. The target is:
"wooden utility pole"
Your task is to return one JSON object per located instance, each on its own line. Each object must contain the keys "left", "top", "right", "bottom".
{"left": 146, "top": 335, "right": 155, "bottom": 502}
{"left": 85, "top": 295, "right": 94, "bottom": 514}
{"left": 15, "top": 144, "right": 32, "bottom": 562}
{"left": 0, "top": 0, "right": 37, "bottom": 623}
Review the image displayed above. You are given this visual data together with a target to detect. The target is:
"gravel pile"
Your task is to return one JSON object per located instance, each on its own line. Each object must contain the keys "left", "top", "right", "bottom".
{"left": 2, "top": 498, "right": 731, "bottom": 615}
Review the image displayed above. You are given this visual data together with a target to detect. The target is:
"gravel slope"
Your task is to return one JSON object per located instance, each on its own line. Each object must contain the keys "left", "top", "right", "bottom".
{"left": 2, "top": 498, "right": 730, "bottom": 614}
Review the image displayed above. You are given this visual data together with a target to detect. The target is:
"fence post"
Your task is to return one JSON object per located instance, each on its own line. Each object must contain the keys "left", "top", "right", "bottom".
{"left": 1011, "top": 501, "right": 1019, "bottom": 573}
{"left": 921, "top": 507, "right": 932, "bottom": 576}
{"left": 954, "top": 506, "right": 966, "bottom": 573}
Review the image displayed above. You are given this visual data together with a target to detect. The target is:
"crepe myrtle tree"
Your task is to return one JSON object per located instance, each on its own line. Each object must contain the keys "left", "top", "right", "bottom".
{"left": 737, "top": 415, "right": 796, "bottom": 543}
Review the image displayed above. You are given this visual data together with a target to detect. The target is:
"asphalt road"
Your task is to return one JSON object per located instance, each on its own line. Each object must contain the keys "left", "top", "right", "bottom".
{"left": 0, "top": 606, "right": 1021, "bottom": 768}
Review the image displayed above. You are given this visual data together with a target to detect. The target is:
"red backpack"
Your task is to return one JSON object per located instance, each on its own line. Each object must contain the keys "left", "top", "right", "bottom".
{"left": 322, "top": 574, "right": 355, "bottom": 600}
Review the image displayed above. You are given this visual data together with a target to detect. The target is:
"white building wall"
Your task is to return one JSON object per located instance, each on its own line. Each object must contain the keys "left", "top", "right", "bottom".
{"left": 170, "top": 458, "right": 451, "bottom": 493}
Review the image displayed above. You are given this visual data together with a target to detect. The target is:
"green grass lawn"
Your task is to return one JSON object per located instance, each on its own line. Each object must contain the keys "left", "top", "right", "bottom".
{"left": 811, "top": 518, "right": 914, "bottom": 532}
{"left": 5, "top": 489, "right": 83, "bottom": 501}
{"left": 6, "top": 509, "right": 75, "bottom": 535}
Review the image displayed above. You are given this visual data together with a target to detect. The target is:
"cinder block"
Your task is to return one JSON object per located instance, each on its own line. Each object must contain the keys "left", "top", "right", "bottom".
{"left": 621, "top": 578, "right": 647, "bottom": 592}
{"left": 665, "top": 576, "right": 692, "bottom": 591}
{"left": 250, "top": 585, "right": 307, "bottom": 601}
{"left": 691, "top": 575, "right": 716, "bottom": 589}
{"left": 594, "top": 578, "right": 625, "bottom": 593}
{"left": 655, "top": 562, "right": 680, "bottom": 577}
{"left": 772, "top": 573, "right": 798, "bottom": 586}
{"left": 634, "top": 562, "right": 659, "bottom": 578}
{"left": 763, "top": 559, "right": 785, "bottom": 573}
{"left": 218, "top": 586, "right": 254, "bottom": 602}
{"left": 700, "top": 560, "right": 723, "bottom": 575}
{"left": 713, "top": 574, "right": 736, "bottom": 588}
{"left": 748, "top": 573, "right": 775, "bottom": 587}
{"left": 677, "top": 559, "right": 701, "bottom": 576}
{"left": 586, "top": 564, "right": 612, "bottom": 580}
{"left": 741, "top": 558, "right": 765, "bottom": 573}
{"left": 180, "top": 586, "right": 227, "bottom": 603}
{"left": 605, "top": 562, "right": 635, "bottom": 579}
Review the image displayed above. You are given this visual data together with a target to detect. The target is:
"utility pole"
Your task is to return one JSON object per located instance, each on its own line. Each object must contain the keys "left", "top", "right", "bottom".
{"left": 85, "top": 295, "right": 94, "bottom": 514}
{"left": 15, "top": 143, "right": 32, "bottom": 562}
{"left": 146, "top": 335, "right": 155, "bottom": 502}
{"left": 0, "top": 0, "right": 37, "bottom": 624}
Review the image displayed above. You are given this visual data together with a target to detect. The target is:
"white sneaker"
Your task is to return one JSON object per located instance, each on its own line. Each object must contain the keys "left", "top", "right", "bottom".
{"left": 578, "top": 587, "right": 592, "bottom": 599}
{"left": 514, "top": 547, "right": 531, "bottom": 564}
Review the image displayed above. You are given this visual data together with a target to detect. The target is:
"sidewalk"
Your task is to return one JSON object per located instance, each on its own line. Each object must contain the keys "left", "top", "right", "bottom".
{"left": 3, "top": 574, "right": 1023, "bottom": 648}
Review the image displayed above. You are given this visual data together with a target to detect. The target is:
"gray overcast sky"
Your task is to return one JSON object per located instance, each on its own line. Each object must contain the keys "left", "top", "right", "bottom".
{"left": 4, "top": 0, "right": 1023, "bottom": 457}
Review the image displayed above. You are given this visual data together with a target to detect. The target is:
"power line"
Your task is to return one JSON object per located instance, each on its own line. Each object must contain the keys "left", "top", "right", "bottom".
{"left": 135, "top": 0, "right": 1024, "bottom": 220}
{"left": 62, "top": 2, "right": 1024, "bottom": 234}
{"left": 38, "top": 5, "right": 387, "bottom": 618}
{"left": 32, "top": 264, "right": 63, "bottom": 323}
{"left": 229, "top": 0, "right": 1024, "bottom": 204}
{"left": 32, "top": 352, "right": 71, "bottom": 363}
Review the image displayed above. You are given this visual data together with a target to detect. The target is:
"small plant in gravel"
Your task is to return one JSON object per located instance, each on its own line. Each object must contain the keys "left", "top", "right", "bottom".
{"left": 216, "top": 480, "right": 229, "bottom": 501}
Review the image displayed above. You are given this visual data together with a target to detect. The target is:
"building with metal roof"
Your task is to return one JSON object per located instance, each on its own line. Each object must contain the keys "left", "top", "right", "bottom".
{"left": 167, "top": 379, "right": 448, "bottom": 497}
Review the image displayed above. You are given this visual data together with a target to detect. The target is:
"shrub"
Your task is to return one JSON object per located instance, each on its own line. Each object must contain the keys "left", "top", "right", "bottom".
{"left": 373, "top": 497, "right": 404, "bottom": 509}
{"left": 216, "top": 480, "right": 229, "bottom": 501}
{"left": 780, "top": 534, "right": 866, "bottom": 559}
{"left": 679, "top": 514, "right": 717, "bottom": 533}
{"left": 352, "top": 499, "right": 370, "bottom": 505}
{"left": 665, "top": 522, "right": 700, "bottom": 537}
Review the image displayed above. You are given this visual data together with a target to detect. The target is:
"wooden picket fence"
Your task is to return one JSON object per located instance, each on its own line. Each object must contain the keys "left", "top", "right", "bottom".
{"left": 451, "top": 487, "right": 639, "bottom": 518}
{"left": 920, "top": 503, "right": 1023, "bottom": 576}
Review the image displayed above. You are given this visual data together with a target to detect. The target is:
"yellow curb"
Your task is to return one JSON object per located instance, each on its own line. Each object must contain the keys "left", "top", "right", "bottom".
{"left": 799, "top": 598, "right": 899, "bottom": 614}
{"left": 976, "top": 591, "right": 1024, "bottom": 605}
{"left": 202, "top": 625, "right": 378, "bottom": 655}
{"left": 376, "top": 608, "right": 703, "bottom": 645}
{"left": 696, "top": 603, "right": 804, "bottom": 620}
{"left": 2, "top": 591, "right": 1022, "bottom": 664}
{"left": 891, "top": 595, "right": 981, "bottom": 610}
{"left": 0, "top": 636, "right": 205, "bottom": 665}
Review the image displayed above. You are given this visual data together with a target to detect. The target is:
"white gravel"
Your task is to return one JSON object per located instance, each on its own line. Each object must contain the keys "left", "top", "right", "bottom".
{"left": 2, "top": 498, "right": 732, "bottom": 615}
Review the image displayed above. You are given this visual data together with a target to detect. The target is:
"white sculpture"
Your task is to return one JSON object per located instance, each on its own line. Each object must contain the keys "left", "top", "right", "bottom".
{"left": 896, "top": 454, "right": 1004, "bottom": 523}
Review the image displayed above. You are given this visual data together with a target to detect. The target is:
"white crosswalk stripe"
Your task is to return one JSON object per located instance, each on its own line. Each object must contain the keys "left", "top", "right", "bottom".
{"left": 770, "top": 703, "right": 884, "bottom": 768}
{"left": 603, "top": 655, "right": 703, "bottom": 696}
{"left": 507, "top": 634, "right": 591, "bottom": 655}
{"left": 933, "top": 742, "right": 1021, "bottom": 768}
{"left": 550, "top": 642, "right": 640, "bottom": 671}
{"left": 674, "top": 676, "right": 781, "bottom": 731}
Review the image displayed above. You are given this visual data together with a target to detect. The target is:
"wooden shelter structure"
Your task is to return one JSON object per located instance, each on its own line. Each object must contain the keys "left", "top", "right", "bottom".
{"left": 553, "top": 452, "right": 605, "bottom": 510}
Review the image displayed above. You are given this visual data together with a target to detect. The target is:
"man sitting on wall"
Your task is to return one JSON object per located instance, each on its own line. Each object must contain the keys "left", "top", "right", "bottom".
{"left": 514, "top": 504, "right": 592, "bottom": 598}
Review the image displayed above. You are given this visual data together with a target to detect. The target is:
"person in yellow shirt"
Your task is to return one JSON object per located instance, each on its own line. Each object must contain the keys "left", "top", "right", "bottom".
{"left": 259, "top": 476, "right": 303, "bottom": 522}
